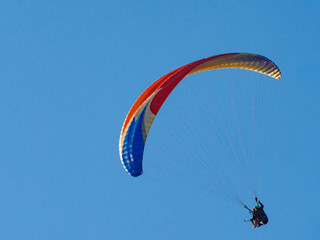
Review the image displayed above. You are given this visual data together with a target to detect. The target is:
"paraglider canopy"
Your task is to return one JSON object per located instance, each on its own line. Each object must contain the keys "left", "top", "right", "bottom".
{"left": 119, "top": 53, "right": 281, "bottom": 177}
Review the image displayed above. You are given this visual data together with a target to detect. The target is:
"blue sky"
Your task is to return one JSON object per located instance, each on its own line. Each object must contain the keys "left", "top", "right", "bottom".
{"left": 1, "top": 1, "right": 319, "bottom": 239}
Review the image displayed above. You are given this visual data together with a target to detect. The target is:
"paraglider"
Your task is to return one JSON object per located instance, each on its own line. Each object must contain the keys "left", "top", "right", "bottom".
{"left": 244, "top": 197, "right": 268, "bottom": 228}
{"left": 119, "top": 53, "right": 280, "bottom": 229}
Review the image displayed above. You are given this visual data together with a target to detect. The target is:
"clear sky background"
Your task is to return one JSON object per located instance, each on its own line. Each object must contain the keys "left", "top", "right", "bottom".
{"left": 1, "top": 1, "right": 319, "bottom": 239}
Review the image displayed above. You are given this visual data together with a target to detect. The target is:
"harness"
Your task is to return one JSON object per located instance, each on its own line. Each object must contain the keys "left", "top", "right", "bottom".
{"left": 255, "top": 208, "right": 268, "bottom": 224}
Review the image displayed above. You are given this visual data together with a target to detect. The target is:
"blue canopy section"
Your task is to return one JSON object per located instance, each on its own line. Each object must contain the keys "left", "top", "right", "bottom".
{"left": 121, "top": 106, "right": 147, "bottom": 177}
